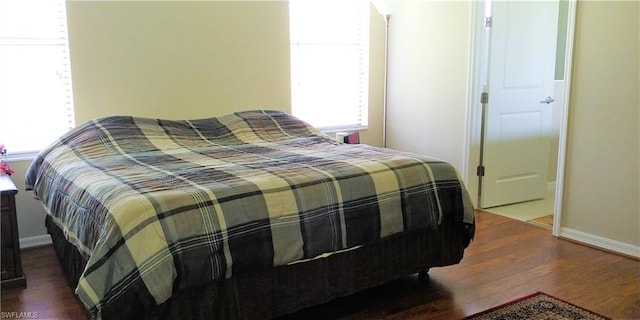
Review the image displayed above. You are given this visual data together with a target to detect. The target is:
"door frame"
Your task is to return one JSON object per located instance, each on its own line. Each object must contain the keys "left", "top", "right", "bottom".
{"left": 463, "top": 0, "right": 577, "bottom": 237}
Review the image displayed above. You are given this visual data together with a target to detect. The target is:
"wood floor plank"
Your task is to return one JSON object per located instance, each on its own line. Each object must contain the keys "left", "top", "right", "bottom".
{"left": 1, "top": 211, "right": 638, "bottom": 319}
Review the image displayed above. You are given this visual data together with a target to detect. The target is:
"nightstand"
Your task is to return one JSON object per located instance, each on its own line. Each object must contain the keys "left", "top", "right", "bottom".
{"left": 1, "top": 175, "right": 26, "bottom": 289}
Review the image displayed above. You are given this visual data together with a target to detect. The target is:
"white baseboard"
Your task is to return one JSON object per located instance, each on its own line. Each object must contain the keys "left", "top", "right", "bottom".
{"left": 559, "top": 227, "right": 640, "bottom": 259}
{"left": 19, "top": 234, "right": 52, "bottom": 249}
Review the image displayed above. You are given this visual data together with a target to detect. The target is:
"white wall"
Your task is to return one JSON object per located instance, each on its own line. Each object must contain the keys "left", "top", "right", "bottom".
{"left": 67, "top": 1, "right": 292, "bottom": 123}
{"left": 385, "top": 0, "right": 639, "bottom": 255}
{"left": 15, "top": 0, "right": 638, "bottom": 256}
{"left": 14, "top": 1, "right": 387, "bottom": 243}
{"left": 385, "top": 1, "right": 472, "bottom": 173}
{"left": 14, "top": 1, "right": 294, "bottom": 241}
{"left": 560, "top": 0, "right": 639, "bottom": 250}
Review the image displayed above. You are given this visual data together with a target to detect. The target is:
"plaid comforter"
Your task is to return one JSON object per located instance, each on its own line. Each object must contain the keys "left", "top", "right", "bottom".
{"left": 25, "top": 110, "right": 474, "bottom": 319}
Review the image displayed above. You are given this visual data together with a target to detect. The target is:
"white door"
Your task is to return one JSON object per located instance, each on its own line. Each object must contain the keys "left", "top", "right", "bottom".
{"left": 480, "top": 0, "right": 559, "bottom": 208}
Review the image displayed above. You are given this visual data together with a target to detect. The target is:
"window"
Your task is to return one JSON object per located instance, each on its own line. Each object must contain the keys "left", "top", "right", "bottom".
{"left": 0, "top": 0, "right": 75, "bottom": 159}
{"left": 289, "top": 0, "right": 369, "bottom": 132}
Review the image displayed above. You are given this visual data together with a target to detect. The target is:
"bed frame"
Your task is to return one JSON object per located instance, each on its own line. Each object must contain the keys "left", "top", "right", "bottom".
{"left": 47, "top": 208, "right": 469, "bottom": 320}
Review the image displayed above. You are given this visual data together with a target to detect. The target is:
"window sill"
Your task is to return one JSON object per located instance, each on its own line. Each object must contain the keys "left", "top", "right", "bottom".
{"left": 6, "top": 152, "right": 38, "bottom": 162}
{"left": 320, "top": 126, "right": 368, "bottom": 135}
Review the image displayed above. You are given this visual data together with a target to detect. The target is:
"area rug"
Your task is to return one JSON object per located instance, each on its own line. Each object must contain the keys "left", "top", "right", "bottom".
{"left": 464, "top": 292, "right": 611, "bottom": 320}
{"left": 527, "top": 214, "right": 554, "bottom": 230}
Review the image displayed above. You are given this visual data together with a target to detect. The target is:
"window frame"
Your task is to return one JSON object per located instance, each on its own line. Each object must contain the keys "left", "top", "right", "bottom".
{"left": 0, "top": 0, "right": 76, "bottom": 160}
{"left": 289, "top": 0, "right": 370, "bottom": 133}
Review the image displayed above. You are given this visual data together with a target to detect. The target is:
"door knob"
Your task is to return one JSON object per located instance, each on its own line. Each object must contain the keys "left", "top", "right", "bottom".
{"left": 539, "top": 96, "right": 554, "bottom": 104}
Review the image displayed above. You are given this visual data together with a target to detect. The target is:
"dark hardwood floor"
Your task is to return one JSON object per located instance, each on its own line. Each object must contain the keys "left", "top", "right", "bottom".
{"left": 2, "top": 211, "right": 639, "bottom": 320}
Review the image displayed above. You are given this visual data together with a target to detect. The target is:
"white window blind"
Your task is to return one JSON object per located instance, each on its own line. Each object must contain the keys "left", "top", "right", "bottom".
{"left": 289, "top": 0, "right": 369, "bottom": 131}
{"left": 0, "top": 0, "right": 75, "bottom": 159}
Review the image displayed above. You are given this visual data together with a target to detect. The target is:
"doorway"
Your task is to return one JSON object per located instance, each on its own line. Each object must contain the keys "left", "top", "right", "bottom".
{"left": 465, "top": 0, "right": 577, "bottom": 236}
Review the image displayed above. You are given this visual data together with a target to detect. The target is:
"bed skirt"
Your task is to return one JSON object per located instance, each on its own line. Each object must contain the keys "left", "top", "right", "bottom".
{"left": 46, "top": 215, "right": 467, "bottom": 320}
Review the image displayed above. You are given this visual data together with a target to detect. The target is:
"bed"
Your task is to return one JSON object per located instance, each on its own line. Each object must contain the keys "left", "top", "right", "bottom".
{"left": 25, "top": 110, "right": 475, "bottom": 320}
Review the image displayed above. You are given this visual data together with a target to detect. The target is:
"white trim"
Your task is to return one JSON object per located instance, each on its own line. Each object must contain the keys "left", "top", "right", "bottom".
{"left": 6, "top": 152, "right": 38, "bottom": 162}
{"left": 463, "top": 0, "right": 487, "bottom": 208}
{"left": 19, "top": 234, "right": 52, "bottom": 249}
{"left": 321, "top": 125, "right": 368, "bottom": 135}
{"left": 552, "top": 0, "right": 577, "bottom": 237}
{"left": 559, "top": 227, "right": 640, "bottom": 259}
